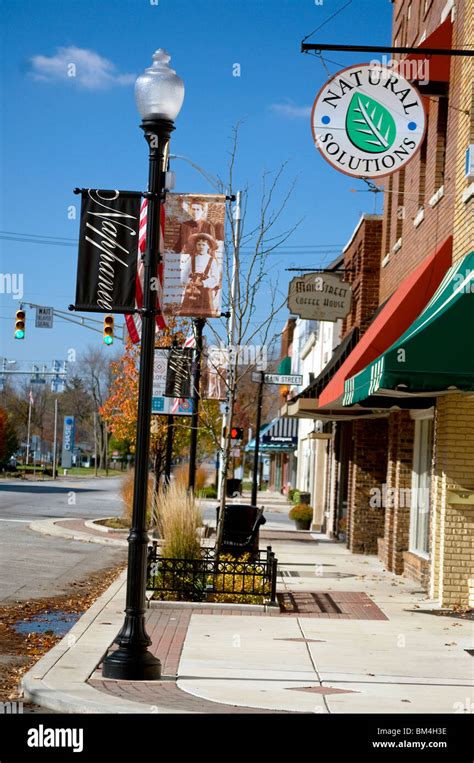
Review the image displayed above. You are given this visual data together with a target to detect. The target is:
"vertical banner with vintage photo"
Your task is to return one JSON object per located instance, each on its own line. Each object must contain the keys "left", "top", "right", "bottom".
{"left": 162, "top": 194, "right": 226, "bottom": 318}
{"left": 201, "top": 345, "right": 228, "bottom": 401}
{"left": 75, "top": 190, "right": 141, "bottom": 312}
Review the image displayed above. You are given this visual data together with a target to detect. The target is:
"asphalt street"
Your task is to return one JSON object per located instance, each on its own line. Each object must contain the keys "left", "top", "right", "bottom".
{"left": 0, "top": 477, "right": 293, "bottom": 602}
{"left": 0, "top": 477, "right": 127, "bottom": 602}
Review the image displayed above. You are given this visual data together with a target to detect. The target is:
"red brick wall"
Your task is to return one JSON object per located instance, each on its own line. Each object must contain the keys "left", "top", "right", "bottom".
{"left": 342, "top": 216, "right": 383, "bottom": 338}
{"left": 379, "top": 0, "right": 458, "bottom": 303}
{"left": 348, "top": 418, "right": 388, "bottom": 554}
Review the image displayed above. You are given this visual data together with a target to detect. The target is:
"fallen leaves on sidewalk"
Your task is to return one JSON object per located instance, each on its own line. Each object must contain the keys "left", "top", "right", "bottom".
{"left": 0, "top": 563, "right": 125, "bottom": 702}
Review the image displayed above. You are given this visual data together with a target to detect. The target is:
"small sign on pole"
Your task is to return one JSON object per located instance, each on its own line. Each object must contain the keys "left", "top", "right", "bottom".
{"left": 152, "top": 349, "right": 193, "bottom": 416}
{"left": 251, "top": 372, "right": 303, "bottom": 386}
{"left": 35, "top": 307, "right": 54, "bottom": 328}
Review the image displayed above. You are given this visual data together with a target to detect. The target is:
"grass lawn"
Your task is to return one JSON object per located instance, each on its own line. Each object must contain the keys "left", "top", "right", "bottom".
{"left": 60, "top": 467, "right": 126, "bottom": 477}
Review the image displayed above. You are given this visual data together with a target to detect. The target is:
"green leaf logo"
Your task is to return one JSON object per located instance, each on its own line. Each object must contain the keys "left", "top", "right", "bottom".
{"left": 346, "top": 93, "right": 397, "bottom": 153}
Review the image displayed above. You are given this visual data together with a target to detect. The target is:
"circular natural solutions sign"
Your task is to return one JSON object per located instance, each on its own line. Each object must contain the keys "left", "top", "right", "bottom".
{"left": 311, "top": 63, "right": 426, "bottom": 179}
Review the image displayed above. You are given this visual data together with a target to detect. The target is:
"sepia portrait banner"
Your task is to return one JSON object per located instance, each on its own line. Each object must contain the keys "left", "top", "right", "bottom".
{"left": 162, "top": 194, "right": 226, "bottom": 319}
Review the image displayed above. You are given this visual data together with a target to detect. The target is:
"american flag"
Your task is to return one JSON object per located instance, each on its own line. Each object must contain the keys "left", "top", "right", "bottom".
{"left": 171, "top": 330, "right": 196, "bottom": 414}
{"left": 125, "top": 198, "right": 167, "bottom": 343}
{"left": 28, "top": 388, "right": 34, "bottom": 406}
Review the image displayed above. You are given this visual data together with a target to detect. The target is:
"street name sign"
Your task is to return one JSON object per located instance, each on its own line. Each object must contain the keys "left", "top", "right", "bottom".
{"left": 312, "top": 64, "right": 426, "bottom": 179}
{"left": 251, "top": 372, "right": 303, "bottom": 385}
{"left": 35, "top": 307, "right": 54, "bottom": 328}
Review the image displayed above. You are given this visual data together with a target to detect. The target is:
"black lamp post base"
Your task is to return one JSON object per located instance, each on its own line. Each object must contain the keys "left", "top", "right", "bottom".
{"left": 102, "top": 648, "right": 161, "bottom": 681}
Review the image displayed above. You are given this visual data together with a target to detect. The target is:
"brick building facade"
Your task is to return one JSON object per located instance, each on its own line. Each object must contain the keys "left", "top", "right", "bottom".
{"left": 287, "top": 0, "right": 473, "bottom": 608}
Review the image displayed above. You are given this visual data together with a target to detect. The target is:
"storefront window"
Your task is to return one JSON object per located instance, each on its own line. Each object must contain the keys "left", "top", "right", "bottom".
{"left": 409, "top": 416, "right": 433, "bottom": 557}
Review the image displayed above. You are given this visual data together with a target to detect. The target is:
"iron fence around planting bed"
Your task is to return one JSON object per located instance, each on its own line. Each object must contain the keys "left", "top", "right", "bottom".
{"left": 146, "top": 543, "right": 278, "bottom": 604}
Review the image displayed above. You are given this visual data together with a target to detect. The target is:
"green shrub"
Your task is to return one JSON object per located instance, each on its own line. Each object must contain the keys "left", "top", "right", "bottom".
{"left": 288, "top": 503, "right": 313, "bottom": 521}
{"left": 199, "top": 485, "right": 217, "bottom": 499}
{"left": 291, "top": 490, "right": 301, "bottom": 505}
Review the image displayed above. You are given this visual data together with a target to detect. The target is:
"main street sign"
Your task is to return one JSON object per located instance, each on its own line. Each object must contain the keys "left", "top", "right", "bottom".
{"left": 312, "top": 64, "right": 426, "bottom": 179}
{"left": 252, "top": 372, "right": 303, "bottom": 385}
{"left": 288, "top": 272, "right": 351, "bottom": 321}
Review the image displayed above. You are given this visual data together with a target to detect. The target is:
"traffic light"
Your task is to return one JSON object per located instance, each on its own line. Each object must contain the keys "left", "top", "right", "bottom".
{"left": 103, "top": 315, "right": 114, "bottom": 345}
{"left": 14, "top": 309, "right": 25, "bottom": 340}
{"left": 230, "top": 427, "right": 244, "bottom": 441}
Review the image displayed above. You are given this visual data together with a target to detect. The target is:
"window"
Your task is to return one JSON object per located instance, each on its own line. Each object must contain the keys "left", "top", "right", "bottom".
{"left": 435, "top": 97, "right": 448, "bottom": 189}
{"left": 396, "top": 168, "right": 406, "bottom": 241}
{"left": 409, "top": 416, "right": 434, "bottom": 556}
{"left": 384, "top": 176, "right": 394, "bottom": 255}
{"left": 418, "top": 129, "right": 428, "bottom": 208}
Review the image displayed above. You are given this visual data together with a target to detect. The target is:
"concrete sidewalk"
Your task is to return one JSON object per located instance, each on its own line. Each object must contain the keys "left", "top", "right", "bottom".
{"left": 22, "top": 532, "right": 473, "bottom": 714}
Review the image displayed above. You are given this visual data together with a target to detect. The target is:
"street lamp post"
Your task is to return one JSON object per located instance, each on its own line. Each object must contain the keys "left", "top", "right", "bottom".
{"left": 102, "top": 49, "right": 184, "bottom": 681}
{"left": 188, "top": 317, "right": 205, "bottom": 491}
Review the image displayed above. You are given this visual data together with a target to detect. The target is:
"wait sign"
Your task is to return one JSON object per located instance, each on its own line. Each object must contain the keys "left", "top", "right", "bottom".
{"left": 35, "top": 306, "right": 54, "bottom": 328}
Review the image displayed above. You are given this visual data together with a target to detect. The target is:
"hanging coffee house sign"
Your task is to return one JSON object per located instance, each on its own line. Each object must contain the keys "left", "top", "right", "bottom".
{"left": 288, "top": 272, "right": 351, "bottom": 322}
{"left": 311, "top": 63, "right": 426, "bottom": 178}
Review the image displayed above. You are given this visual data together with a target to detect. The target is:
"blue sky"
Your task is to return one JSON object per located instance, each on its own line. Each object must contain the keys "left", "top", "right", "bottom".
{"left": 0, "top": 0, "right": 393, "bottom": 371}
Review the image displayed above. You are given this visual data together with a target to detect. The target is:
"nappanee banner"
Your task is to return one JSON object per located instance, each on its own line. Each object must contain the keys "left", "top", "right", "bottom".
{"left": 75, "top": 189, "right": 141, "bottom": 312}
{"left": 162, "top": 194, "right": 226, "bottom": 318}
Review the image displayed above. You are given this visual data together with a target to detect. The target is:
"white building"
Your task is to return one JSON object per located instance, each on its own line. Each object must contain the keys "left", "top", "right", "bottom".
{"left": 287, "top": 316, "right": 341, "bottom": 529}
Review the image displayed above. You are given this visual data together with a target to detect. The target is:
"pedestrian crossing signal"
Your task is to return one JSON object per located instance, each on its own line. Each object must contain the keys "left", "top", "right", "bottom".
{"left": 103, "top": 315, "right": 114, "bottom": 345}
{"left": 230, "top": 427, "right": 244, "bottom": 440}
{"left": 15, "top": 309, "right": 25, "bottom": 339}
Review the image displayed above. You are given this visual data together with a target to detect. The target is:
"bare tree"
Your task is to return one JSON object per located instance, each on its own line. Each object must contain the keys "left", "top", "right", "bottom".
{"left": 197, "top": 125, "right": 301, "bottom": 547}
{"left": 76, "top": 346, "right": 115, "bottom": 469}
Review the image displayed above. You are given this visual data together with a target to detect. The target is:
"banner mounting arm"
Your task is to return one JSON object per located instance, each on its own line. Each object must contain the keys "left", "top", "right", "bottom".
{"left": 301, "top": 42, "right": 474, "bottom": 57}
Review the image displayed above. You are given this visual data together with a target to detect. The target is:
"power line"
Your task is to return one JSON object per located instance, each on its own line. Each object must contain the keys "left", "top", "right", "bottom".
{"left": 302, "top": 0, "right": 353, "bottom": 43}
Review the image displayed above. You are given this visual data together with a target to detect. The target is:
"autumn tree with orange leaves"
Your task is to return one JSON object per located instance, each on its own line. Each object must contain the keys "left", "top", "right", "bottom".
{"left": 100, "top": 335, "right": 221, "bottom": 483}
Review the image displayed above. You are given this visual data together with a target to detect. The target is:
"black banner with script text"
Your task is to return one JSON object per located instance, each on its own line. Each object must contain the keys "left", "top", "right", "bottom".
{"left": 75, "top": 189, "right": 141, "bottom": 312}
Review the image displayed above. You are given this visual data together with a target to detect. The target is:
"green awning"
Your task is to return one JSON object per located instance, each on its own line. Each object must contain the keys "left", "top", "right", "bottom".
{"left": 277, "top": 356, "right": 292, "bottom": 375}
{"left": 343, "top": 252, "right": 474, "bottom": 406}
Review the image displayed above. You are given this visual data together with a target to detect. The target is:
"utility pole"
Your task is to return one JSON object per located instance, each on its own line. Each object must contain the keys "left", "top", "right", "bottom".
{"left": 251, "top": 372, "right": 265, "bottom": 506}
{"left": 188, "top": 318, "right": 205, "bottom": 492}
{"left": 52, "top": 398, "right": 58, "bottom": 480}
{"left": 217, "top": 191, "right": 242, "bottom": 522}
{"left": 164, "top": 414, "right": 174, "bottom": 484}
{"left": 26, "top": 390, "right": 33, "bottom": 466}
{"left": 93, "top": 412, "right": 98, "bottom": 477}
{"left": 105, "top": 425, "right": 109, "bottom": 476}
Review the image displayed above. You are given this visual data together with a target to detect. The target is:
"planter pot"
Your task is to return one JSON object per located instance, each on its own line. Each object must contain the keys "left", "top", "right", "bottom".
{"left": 294, "top": 519, "right": 311, "bottom": 531}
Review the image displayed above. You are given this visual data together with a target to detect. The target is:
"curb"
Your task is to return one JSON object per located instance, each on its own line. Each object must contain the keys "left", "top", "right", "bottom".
{"left": 29, "top": 518, "right": 128, "bottom": 547}
{"left": 21, "top": 570, "right": 178, "bottom": 714}
{"left": 84, "top": 518, "right": 129, "bottom": 535}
